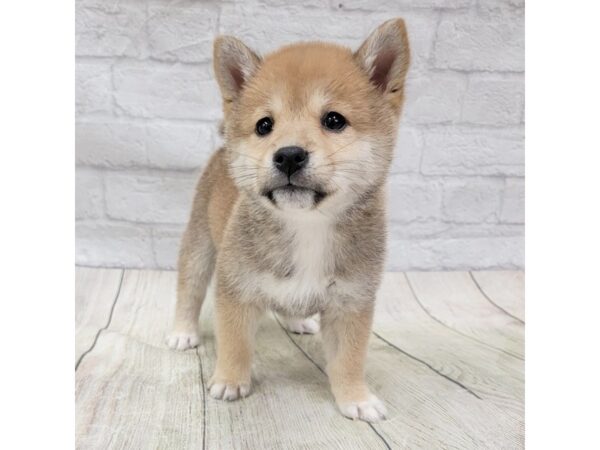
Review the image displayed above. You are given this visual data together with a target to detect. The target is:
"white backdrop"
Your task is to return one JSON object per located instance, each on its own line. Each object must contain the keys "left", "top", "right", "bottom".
{"left": 75, "top": 0, "right": 524, "bottom": 271}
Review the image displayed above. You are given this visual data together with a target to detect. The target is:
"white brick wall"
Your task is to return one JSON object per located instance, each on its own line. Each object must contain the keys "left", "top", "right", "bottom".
{"left": 75, "top": 0, "right": 524, "bottom": 271}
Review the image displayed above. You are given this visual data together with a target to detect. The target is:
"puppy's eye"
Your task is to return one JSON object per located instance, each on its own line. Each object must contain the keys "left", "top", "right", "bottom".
{"left": 322, "top": 111, "right": 347, "bottom": 131}
{"left": 255, "top": 117, "right": 274, "bottom": 136}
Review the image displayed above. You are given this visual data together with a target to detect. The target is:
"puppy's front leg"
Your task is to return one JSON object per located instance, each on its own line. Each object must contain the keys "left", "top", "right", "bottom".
{"left": 209, "top": 286, "right": 262, "bottom": 401}
{"left": 322, "top": 304, "right": 387, "bottom": 422}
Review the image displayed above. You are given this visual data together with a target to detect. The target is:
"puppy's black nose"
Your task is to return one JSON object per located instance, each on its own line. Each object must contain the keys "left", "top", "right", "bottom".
{"left": 273, "top": 146, "right": 308, "bottom": 176}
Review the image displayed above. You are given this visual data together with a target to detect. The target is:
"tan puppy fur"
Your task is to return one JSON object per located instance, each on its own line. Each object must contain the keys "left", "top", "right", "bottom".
{"left": 167, "top": 19, "right": 410, "bottom": 422}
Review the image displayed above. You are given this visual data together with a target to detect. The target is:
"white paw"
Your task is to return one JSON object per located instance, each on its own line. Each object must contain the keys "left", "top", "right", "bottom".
{"left": 281, "top": 316, "right": 320, "bottom": 335}
{"left": 166, "top": 331, "right": 200, "bottom": 351}
{"left": 209, "top": 381, "right": 251, "bottom": 401}
{"left": 339, "top": 394, "right": 387, "bottom": 422}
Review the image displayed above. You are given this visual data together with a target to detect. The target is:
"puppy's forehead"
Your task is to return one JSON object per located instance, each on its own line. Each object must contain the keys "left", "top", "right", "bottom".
{"left": 246, "top": 43, "right": 370, "bottom": 113}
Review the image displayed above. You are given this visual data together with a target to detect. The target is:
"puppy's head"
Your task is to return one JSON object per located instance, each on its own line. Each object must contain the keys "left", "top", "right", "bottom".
{"left": 214, "top": 19, "right": 410, "bottom": 214}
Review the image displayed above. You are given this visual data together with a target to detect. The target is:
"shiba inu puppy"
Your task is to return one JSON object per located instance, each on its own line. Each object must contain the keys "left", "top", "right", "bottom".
{"left": 167, "top": 19, "right": 410, "bottom": 422}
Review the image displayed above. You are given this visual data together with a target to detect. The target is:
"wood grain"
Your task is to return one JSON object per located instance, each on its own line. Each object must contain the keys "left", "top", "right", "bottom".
{"left": 75, "top": 269, "right": 525, "bottom": 449}
{"left": 375, "top": 273, "right": 524, "bottom": 420}
{"left": 471, "top": 271, "right": 525, "bottom": 322}
{"left": 76, "top": 270, "right": 205, "bottom": 449}
{"left": 75, "top": 267, "right": 123, "bottom": 366}
{"left": 406, "top": 271, "right": 525, "bottom": 359}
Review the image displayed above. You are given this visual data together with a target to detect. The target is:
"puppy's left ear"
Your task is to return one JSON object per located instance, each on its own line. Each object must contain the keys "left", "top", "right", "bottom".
{"left": 355, "top": 19, "right": 410, "bottom": 109}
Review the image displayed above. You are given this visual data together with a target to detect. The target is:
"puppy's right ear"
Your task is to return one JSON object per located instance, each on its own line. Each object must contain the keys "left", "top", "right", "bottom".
{"left": 213, "top": 36, "right": 261, "bottom": 103}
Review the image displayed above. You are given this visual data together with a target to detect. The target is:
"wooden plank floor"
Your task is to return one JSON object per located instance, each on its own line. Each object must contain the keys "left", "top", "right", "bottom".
{"left": 75, "top": 268, "right": 525, "bottom": 449}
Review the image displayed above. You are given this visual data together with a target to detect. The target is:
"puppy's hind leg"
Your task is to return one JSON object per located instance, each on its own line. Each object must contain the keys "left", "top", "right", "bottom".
{"left": 167, "top": 224, "right": 215, "bottom": 351}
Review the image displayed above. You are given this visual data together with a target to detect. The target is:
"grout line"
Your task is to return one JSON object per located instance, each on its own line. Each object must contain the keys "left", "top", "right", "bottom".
{"left": 195, "top": 347, "right": 207, "bottom": 450}
{"left": 75, "top": 269, "right": 125, "bottom": 371}
{"left": 404, "top": 273, "right": 524, "bottom": 361}
{"left": 372, "top": 331, "right": 481, "bottom": 400}
{"left": 469, "top": 271, "right": 525, "bottom": 325}
{"left": 273, "top": 314, "right": 392, "bottom": 450}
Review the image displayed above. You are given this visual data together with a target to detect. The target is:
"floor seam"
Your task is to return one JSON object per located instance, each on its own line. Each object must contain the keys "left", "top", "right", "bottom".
{"left": 75, "top": 269, "right": 125, "bottom": 371}
{"left": 195, "top": 347, "right": 207, "bottom": 450}
{"left": 273, "top": 314, "right": 392, "bottom": 450}
{"left": 469, "top": 271, "right": 525, "bottom": 325}
{"left": 372, "top": 331, "right": 481, "bottom": 399}
{"left": 404, "top": 273, "right": 524, "bottom": 361}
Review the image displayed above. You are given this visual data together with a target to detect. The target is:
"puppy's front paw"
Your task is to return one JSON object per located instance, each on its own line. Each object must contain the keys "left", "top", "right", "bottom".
{"left": 280, "top": 316, "right": 320, "bottom": 335}
{"left": 208, "top": 379, "right": 251, "bottom": 401}
{"left": 338, "top": 394, "right": 387, "bottom": 422}
{"left": 166, "top": 331, "right": 200, "bottom": 351}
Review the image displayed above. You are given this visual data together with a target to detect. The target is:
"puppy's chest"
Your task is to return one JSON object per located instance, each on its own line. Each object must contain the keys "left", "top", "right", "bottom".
{"left": 258, "top": 219, "right": 336, "bottom": 313}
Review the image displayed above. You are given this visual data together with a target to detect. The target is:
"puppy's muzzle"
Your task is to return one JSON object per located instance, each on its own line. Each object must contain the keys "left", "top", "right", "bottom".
{"left": 273, "top": 146, "right": 308, "bottom": 177}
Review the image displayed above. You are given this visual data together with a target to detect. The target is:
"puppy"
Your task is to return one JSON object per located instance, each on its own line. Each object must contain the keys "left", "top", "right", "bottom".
{"left": 167, "top": 19, "right": 410, "bottom": 423}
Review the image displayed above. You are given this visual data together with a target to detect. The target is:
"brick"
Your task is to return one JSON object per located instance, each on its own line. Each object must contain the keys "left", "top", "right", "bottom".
{"left": 477, "top": 0, "right": 525, "bottom": 10}
{"left": 337, "top": 0, "right": 471, "bottom": 10}
{"left": 146, "top": 123, "right": 214, "bottom": 170}
{"left": 387, "top": 236, "right": 524, "bottom": 271}
{"left": 219, "top": 5, "right": 436, "bottom": 70}
{"left": 389, "top": 221, "right": 523, "bottom": 240}
{"left": 391, "top": 126, "right": 421, "bottom": 174}
{"left": 113, "top": 63, "right": 220, "bottom": 120}
{"left": 76, "top": 62, "right": 112, "bottom": 115}
{"left": 76, "top": 1, "right": 147, "bottom": 57}
{"left": 500, "top": 177, "right": 524, "bottom": 223}
{"left": 76, "top": 221, "right": 153, "bottom": 268}
{"left": 433, "top": 14, "right": 524, "bottom": 71}
{"left": 152, "top": 225, "right": 185, "bottom": 269}
{"left": 219, "top": 4, "right": 369, "bottom": 51}
{"left": 404, "top": 74, "right": 467, "bottom": 124}
{"left": 393, "top": 14, "right": 438, "bottom": 72}
{"left": 76, "top": 169, "right": 104, "bottom": 219}
{"left": 421, "top": 127, "right": 524, "bottom": 176}
{"left": 388, "top": 176, "right": 442, "bottom": 223}
{"left": 76, "top": 121, "right": 215, "bottom": 169}
{"left": 147, "top": 4, "right": 218, "bottom": 63}
{"left": 442, "top": 179, "right": 503, "bottom": 223}
{"left": 76, "top": 121, "right": 146, "bottom": 167}
{"left": 259, "top": 0, "right": 326, "bottom": 7}
{"left": 105, "top": 172, "right": 197, "bottom": 224}
{"left": 462, "top": 76, "right": 524, "bottom": 125}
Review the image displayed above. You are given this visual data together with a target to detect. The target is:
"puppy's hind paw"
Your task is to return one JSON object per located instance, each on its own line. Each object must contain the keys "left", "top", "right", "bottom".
{"left": 280, "top": 315, "right": 320, "bottom": 335}
{"left": 339, "top": 394, "right": 387, "bottom": 423}
{"left": 166, "top": 331, "right": 200, "bottom": 351}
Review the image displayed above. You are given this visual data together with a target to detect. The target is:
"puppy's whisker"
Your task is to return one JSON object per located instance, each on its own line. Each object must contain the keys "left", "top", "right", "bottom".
{"left": 326, "top": 137, "right": 362, "bottom": 158}
{"left": 227, "top": 149, "right": 264, "bottom": 163}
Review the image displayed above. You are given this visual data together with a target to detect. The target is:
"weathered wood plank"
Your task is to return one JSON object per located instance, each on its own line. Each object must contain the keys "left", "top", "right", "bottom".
{"left": 76, "top": 270, "right": 387, "bottom": 449}
{"left": 281, "top": 315, "right": 524, "bottom": 449}
{"left": 75, "top": 267, "right": 123, "bottom": 365}
{"left": 471, "top": 271, "right": 525, "bottom": 322}
{"left": 76, "top": 269, "right": 526, "bottom": 449}
{"left": 374, "top": 273, "right": 524, "bottom": 421}
{"left": 76, "top": 270, "right": 205, "bottom": 450}
{"left": 406, "top": 272, "right": 525, "bottom": 359}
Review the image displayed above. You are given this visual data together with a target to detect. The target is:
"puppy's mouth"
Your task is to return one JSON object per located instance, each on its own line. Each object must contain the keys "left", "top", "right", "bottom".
{"left": 263, "top": 183, "right": 327, "bottom": 207}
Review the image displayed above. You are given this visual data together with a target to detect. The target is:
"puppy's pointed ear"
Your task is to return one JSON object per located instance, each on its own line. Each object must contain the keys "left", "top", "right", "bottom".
{"left": 213, "top": 36, "right": 261, "bottom": 102}
{"left": 355, "top": 19, "right": 410, "bottom": 106}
